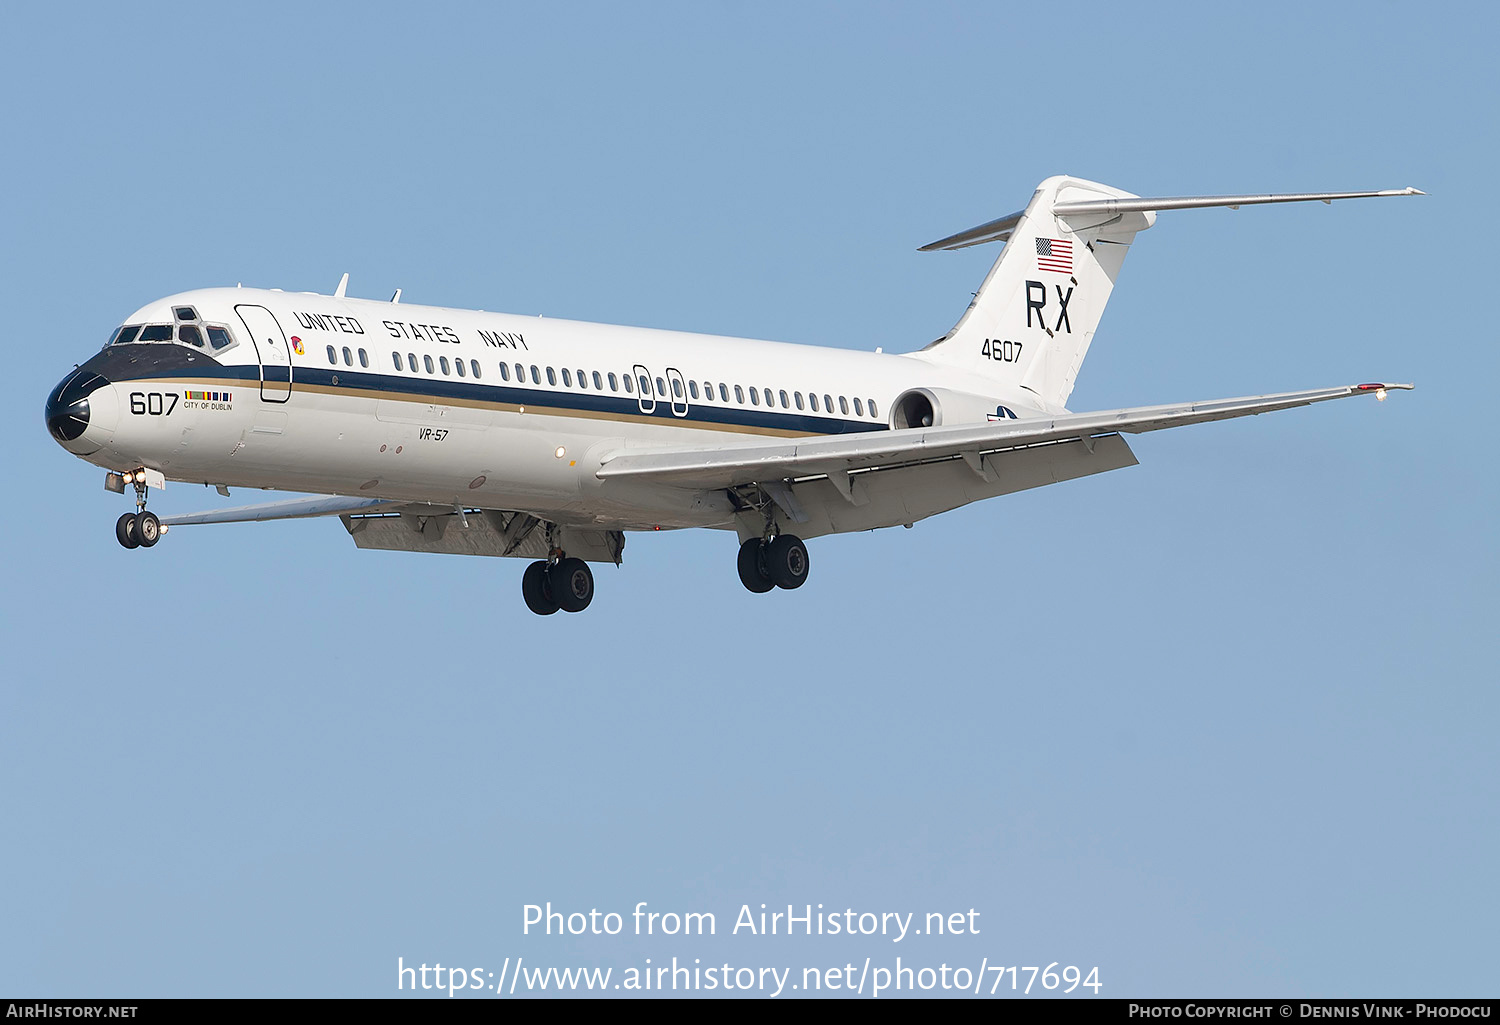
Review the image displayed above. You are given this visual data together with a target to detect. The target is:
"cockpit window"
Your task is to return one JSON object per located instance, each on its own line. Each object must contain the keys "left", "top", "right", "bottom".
{"left": 178, "top": 324, "right": 205, "bottom": 348}
{"left": 139, "top": 324, "right": 173, "bottom": 342}
{"left": 206, "top": 326, "right": 233, "bottom": 351}
{"left": 111, "top": 325, "right": 141, "bottom": 346}
{"left": 173, "top": 306, "right": 199, "bottom": 321}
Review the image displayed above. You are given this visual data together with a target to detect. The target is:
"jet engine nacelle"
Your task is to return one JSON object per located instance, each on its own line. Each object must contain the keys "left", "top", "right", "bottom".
{"left": 888, "top": 387, "right": 1007, "bottom": 430}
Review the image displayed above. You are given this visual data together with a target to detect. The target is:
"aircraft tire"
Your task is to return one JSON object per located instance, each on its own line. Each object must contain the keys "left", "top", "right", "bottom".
{"left": 116, "top": 512, "right": 140, "bottom": 549}
{"left": 765, "top": 534, "right": 809, "bottom": 590}
{"left": 736, "top": 538, "right": 775, "bottom": 593}
{"left": 549, "top": 558, "right": 594, "bottom": 613}
{"left": 522, "top": 560, "right": 560, "bottom": 615}
{"left": 135, "top": 511, "right": 161, "bottom": 548}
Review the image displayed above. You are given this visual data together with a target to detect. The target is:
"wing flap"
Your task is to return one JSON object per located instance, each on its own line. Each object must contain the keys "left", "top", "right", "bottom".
{"left": 596, "top": 383, "right": 1412, "bottom": 490}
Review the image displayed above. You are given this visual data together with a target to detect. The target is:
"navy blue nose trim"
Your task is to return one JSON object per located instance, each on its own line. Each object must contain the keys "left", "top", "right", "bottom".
{"left": 46, "top": 369, "right": 107, "bottom": 442}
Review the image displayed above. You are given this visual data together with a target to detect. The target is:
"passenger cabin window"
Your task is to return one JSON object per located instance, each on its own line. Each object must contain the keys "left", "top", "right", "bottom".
{"left": 455, "top": 357, "right": 465, "bottom": 377}
{"left": 561, "top": 368, "right": 571, "bottom": 387}
{"left": 546, "top": 367, "right": 556, "bottom": 385}
{"left": 639, "top": 374, "right": 651, "bottom": 394}
{"left": 824, "top": 393, "right": 834, "bottom": 412}
{"left": 408, "top": 353, "right": 419, "bottom": 372}
{"left": 178, "top": 325, "right": 204, "bottom": 348}
{"left": 358, "top": 349, "right": 369, "bottom": 368}
{"left": 139, "top": 325, "right": 173, "bottom": 342}
{"left": 734, "top": 385, "right": 744, "bottom": 404}
{"left": 593, "top": 371, "right": 604, "bottom": 390}
{"left": 206, "top": 326, "right": 232, "bottom": 351}
{"left": 809, "top": 393, "right": 819, "bottom": 412}
{"left": 868, "top": 399, "right": 878, "bottom": 418}
{"left": 609, "top": 373, "right": 619, "bottom": 392}
{"left": 623, "top": 374, "right": 633, "bottom": 394}
{"left": 689, "top": 381, "right": 699, "bottom": 400}
{"left": 839, "top": 396, "right": 849, "bottom": 415}
{"left": 720, "top": 384, "right": 730, "bottom": 403}
{"left": 471, "top": 360, "right": 481, "bottom": 379}
{"left": 327, "top": 345, "right": 337, "bottom": 364}
{"left": 514, "top": 363, "right": 524, "bottom": 381}
{"left": 576, "top": 368, "right": 586, "bottom": 388}
{"left": 794, "top": 392, "right": 804, "bottom": 410}
{"left": 440, "top": 356, "right": 450, "bottom": 375}
{"left": 854, "top": 397, "right": 864, "bottom": 416}
{"left": 749, "top": 388, "right": 759, "bottom": 406}
{"left": 498, "top": 362, "right": 510, "bottom": 381}
{"left": 424, "top": 355, "right": 435, "bottom": 374}
{"left": 655, "top": 376, "right": 666, "bottom": 396}
{"left": 780, "top": 389, "right": 789, "bottom": 408}
{"left": 342, "top": 346, "right": 353, "bottom": 366}
{"left": 530, "top": 365, "right": 541, "bottom": 385}
{"left": 392, "top": 352, "right": 402, "bottom": 371}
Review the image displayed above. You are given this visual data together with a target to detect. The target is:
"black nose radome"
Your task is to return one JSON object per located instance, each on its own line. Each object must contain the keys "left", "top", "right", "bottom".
{"left": 46, "top": 369, "right": 106, "bottom": 443}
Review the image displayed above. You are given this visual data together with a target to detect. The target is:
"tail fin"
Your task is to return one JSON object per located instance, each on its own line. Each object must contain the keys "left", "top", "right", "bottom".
{"left": 915, "top": 175, "right": 1153, "bottom": 412}
{"left": 914, "top": 177, "right": 1423, "bottom": 412}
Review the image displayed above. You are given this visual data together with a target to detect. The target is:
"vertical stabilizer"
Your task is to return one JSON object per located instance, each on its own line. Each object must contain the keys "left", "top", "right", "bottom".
{"left": 915, "top": 176, "right": 1155, "bottom": 411}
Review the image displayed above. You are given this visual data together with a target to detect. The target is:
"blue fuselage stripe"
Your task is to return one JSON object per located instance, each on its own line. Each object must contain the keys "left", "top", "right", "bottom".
{"left": 103, "top": 354, "right": 888, "bottom": 436}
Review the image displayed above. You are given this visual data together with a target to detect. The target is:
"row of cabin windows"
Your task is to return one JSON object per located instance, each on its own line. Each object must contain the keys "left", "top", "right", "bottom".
{"left": 493, "top": 362, "right": 878, "bottom": 419}
{"left": 329, "top": 345, "right": 371, "bottom": 369}
{"left": 324, "top": 347, "right": 876, "bottom": 420}
{"left": 392, "top": 351, "right": 484, "bottom": 379}
{"left": 325, "top": 345, "right": 488, "bottom": 381}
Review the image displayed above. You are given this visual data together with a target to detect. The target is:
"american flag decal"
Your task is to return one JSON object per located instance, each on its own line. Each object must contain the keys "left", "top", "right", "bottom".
{"left": 1036, "top": 237, "right": 1073, "bottom": 274}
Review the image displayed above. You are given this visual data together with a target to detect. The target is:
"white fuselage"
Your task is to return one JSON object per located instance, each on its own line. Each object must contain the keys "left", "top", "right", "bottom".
{"left": 52, "top": 287, "right": 1033, "bottom": 531}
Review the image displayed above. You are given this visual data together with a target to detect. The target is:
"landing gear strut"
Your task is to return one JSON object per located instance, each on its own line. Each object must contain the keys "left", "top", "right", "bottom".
{"left": 737, "top": 533, "right": 810, "bottom": 593}
{"left": 114, "top": 469, "right": 164, "bottom": 550}
{"left": 521, "top": 526, "right": 595, "bottom": 615}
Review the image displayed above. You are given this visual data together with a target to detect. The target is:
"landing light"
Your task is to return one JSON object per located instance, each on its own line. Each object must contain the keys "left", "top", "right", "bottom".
{"left": 555, "top": 446, "right": 566, "bottom": 459}
{"left": 134, "top": 469, "right": 147, "bottom": 483}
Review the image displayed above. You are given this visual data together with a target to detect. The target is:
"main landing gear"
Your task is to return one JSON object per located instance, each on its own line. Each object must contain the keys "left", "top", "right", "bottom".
{"left": 737, "top": 534, "right": 810, "bottom": 593}
{"left": 113, "top": 468, "right": 165, "bottom": 550}
{"left": 521, "top": 527, "right": 595, "bottom": 615}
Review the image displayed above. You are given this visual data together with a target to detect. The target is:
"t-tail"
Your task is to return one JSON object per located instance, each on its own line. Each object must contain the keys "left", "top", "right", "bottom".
{"left": 914, "top": 175, "right": 1423, "bottom": 412}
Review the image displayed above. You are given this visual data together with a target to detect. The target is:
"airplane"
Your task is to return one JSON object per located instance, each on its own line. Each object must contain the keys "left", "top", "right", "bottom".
{"left": 44, "top": 175, "right": 1419, "bottom": 614}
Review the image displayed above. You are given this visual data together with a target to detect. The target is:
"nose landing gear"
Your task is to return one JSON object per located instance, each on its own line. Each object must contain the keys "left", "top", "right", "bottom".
{"left": 115, "top": 510, "right": 161, "bottom": 549}
{"left": 112, "top": 468, "right": 166, "bottom": 550}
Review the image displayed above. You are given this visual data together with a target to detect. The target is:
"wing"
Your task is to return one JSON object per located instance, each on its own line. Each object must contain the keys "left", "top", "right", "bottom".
{"left": 159, "top": 494, "right": 404, "bottom": 525}
{"left": 598, "top": 382, "right": 1412, "bottom": 491}
{"left": 159, "top": 495, "right": 626, "bottom": 564}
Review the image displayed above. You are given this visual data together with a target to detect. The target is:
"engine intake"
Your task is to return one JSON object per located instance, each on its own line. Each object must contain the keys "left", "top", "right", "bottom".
{"left": 890, "top": 389, "right": 938, "bottom": 430}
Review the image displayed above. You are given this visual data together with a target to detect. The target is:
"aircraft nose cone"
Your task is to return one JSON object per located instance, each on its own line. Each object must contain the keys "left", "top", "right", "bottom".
{"left": 46, "top": 368, "right": 112, "bottom": 449}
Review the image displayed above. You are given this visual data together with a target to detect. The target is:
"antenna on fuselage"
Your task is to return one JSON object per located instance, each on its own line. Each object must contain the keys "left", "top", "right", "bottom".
{"left": 334, "top": 272, "right": 349, "bottom": 298}
{"left": 390, "top": 289, "right": 402, "bottom": 304}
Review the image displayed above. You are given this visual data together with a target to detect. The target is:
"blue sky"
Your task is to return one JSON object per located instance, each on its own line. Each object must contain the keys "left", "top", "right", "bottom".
{"left": 3, "top": 0, "right": 1495, "bottom": 998}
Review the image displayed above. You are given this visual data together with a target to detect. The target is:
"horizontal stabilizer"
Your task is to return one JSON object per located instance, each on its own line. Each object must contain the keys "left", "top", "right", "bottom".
{"left": 919, "top": 210, "right": 1025, "bottom": 251}
{"left": 920, "top": 186, "right": 1424, "bottom": 252}
{"left": 1054, "top": 187, "right": 1424, "bottom": 218}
